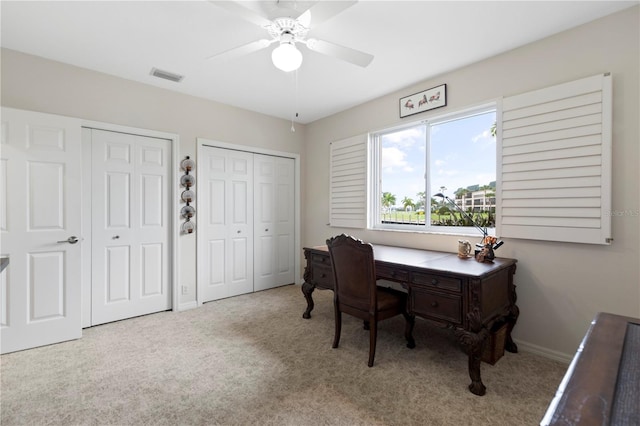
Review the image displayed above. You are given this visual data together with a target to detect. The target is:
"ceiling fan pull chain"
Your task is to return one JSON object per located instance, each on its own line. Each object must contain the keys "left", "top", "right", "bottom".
{"left": 291, "top": 69, "right": 299, "bottom": 133}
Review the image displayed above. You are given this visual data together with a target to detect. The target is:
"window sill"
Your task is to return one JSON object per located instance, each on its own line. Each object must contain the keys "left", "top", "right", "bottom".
{"left": 370, "top": 225, "right": 494, "bottom": 239}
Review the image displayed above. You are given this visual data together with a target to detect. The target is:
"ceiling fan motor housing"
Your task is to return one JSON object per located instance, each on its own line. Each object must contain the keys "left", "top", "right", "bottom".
{"left": 268, "top": 17, "right": 309, "bottom": 43}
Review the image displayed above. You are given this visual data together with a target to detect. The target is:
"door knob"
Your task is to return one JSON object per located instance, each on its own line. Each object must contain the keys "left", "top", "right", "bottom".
{"left": 57, "top": 236, "right": 79, "bottom": 244}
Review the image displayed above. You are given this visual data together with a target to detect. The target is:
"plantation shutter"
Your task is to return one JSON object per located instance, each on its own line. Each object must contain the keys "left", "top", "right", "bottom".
{"left": 329, "top": 134, "right": 368, "bottom": 228}
{"left": 497, "top": 73, "right": 612, "bottom": 245}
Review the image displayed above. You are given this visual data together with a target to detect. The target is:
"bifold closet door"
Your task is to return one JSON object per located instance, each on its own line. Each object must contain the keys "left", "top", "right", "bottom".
{"left": 199, "top": 147, "right": 254, "bottom": 302}
{"left": 253, "top": 155, "right": 295, "bottom": 291}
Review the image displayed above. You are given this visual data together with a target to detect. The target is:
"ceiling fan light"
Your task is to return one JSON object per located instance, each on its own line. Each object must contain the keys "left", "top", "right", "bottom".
{"left": 272, "top": 43, "right": 303, "bottom": 72}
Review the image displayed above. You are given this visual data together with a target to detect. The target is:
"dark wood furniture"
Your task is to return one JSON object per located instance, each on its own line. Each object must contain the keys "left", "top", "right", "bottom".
{"left": 302, "top": 243, "right": 519, "bottom": 396}
{"left": 326, "top": 234, "right": 415, "bottom": 367}
{"left": 541, "top": 312, "right": 640, "bottom": 425}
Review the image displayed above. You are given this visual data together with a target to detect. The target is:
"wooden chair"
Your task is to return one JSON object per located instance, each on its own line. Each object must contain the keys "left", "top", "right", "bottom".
{"left": 326, "top": 234, "right": 415, "bottom": 367}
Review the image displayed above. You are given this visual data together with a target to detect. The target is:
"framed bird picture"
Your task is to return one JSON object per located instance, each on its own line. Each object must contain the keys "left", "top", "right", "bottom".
{"left": 400, "top": 84, "right": 447, "bottom": 118}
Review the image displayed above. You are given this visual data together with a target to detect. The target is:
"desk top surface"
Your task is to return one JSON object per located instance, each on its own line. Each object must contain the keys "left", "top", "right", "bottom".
{"left": 305, "top": 244, "right": 516, "bottom": 278}
{"left": 541, "top": 312, "right": 640, "bottom": 425}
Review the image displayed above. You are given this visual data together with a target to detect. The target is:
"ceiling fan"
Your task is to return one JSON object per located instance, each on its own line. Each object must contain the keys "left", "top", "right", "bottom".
{"left": 208, "top": 0, "right": 374, "bottom": 72}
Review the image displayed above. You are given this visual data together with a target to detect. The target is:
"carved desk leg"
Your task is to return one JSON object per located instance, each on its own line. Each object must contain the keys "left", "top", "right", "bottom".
{"left": 301, "top": 281, "right": 316, "bottom": 319}
{"left": 505, "top": 304, "right": 520, "bottom": 353}
{"left": 505, "top": 264, "right": 519, "bottom": 353}
{"left": 301, "top": 250, "right": 316, "bottom": 319}
{"left": 456, "top": 308, "right": 489, "bottom": 396}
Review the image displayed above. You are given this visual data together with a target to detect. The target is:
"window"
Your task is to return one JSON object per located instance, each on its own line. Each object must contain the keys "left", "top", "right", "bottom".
{"left": 370, "top": 104, "right": 497, "bottom": 236}
{"left": 330, "top": 74, "right": 611, "bottom": 244}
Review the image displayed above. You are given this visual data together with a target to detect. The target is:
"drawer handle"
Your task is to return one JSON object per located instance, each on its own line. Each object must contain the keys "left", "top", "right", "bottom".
{"left": 320, "top": 273, "right": 326, "bottom": 278}
{"left": 431, "top": 301, "right": 439, "bottom": 308}
{"left": 431, "top": 279, "right": 439, "bottom": 286}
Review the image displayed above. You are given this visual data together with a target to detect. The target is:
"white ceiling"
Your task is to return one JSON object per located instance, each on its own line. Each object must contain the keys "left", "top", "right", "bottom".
{"left": 1, "top": 1, "right": 636, "bottom": 124}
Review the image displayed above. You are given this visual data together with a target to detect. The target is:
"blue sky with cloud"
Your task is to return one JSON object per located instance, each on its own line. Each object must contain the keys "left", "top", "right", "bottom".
{"left": 381, "top": 110, "right": 496, "bottom": 206}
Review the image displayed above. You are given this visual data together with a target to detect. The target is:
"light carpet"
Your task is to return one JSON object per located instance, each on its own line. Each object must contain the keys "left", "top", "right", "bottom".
{"left": 0, "top": 284, "right": 566, "bottom": 425}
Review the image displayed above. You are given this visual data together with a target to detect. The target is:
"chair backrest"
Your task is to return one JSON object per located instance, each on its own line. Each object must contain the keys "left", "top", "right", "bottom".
{"left": 326, "top": 234, "right": 376, "bottom": 312}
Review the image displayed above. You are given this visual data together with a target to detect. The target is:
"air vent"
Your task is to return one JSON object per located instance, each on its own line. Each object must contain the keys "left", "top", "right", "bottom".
{"left": 150, "top": 68, "right": 184, "bottom": 83}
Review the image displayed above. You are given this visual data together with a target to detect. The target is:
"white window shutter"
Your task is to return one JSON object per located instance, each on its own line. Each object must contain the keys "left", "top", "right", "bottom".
{"left": 497, "top": 74, "right": 612, "bottom": 245}
{"left": 329, "top": 134, "right": 368, "bottom": 228}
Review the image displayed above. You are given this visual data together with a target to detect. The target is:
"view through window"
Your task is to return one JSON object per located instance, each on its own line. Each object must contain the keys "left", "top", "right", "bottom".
{"left": 374, "top": 105, "right": 496, "bottom": 233}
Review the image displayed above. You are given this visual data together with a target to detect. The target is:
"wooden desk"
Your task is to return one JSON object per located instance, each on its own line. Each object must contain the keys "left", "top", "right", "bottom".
{"left": 541, "top": 312, "right": 640, "bottom": 425}
{"left": 302, "top": 244, "right": 519, "bottom": 396}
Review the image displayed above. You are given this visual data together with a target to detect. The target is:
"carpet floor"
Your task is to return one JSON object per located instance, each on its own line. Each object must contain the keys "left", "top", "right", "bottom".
{"left": 1, "top": 284, "right": 566, "bottom": 425}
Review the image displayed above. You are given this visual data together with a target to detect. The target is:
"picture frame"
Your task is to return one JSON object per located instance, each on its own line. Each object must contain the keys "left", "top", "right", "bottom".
{"left": 399, "top": 84, "right": 447, "bottom": 118}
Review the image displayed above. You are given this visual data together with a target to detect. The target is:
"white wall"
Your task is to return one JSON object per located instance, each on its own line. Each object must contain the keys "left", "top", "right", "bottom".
{"left": 0, "top": 48, "right": 306, "bottom": 309}
{"left": 302, "top": 6, "right": 640, "bottom": 360}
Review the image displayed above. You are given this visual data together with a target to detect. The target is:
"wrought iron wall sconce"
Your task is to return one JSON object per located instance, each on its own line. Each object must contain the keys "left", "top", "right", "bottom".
{"left": 180, "top": 156, "right": 195, "bottom": 234}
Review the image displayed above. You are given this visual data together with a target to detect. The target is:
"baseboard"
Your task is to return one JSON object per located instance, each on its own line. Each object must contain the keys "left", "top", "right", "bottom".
{"left": 177, "top": 300, "right": 198, "bottom": 311}
{"left": 513, "top": 338, "right": 573, "bottom": 364}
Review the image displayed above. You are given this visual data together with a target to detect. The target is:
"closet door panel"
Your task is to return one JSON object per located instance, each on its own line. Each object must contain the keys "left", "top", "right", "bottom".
{"left": 199, "top": 147, "right": 253, "bottom": 302}
{"left": 254, "top": 155, "right": 295, "bottom": 291}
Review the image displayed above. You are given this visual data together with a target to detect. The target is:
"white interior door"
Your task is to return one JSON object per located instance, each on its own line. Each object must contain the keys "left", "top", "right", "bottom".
{"left": 254, "top": 155, "right": 295, "bottom": 291}
{"left": 198, "top": 147, "right": 253, "bottom": 302}
{"left": 0, "top": 107, "right": 82, "bottom": 354}
{"left": 90, "top": 129, "right": 171, "bottom": 325}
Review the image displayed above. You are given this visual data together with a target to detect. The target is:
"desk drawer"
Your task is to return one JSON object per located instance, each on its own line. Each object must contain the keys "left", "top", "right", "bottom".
{"left": 376, "top": 265, "right": 409, "bottom": 282}
{"left": 312, "top": 265, "right": 334, "bottom": 289}
{"left": 310, "top": 253, "right": 330, "bottom": 266}
{"left": 412, "top": 272, "right": 461, "bottom": 293}
{"left": 411, "top": 289, "right": 462, "bottom": 325}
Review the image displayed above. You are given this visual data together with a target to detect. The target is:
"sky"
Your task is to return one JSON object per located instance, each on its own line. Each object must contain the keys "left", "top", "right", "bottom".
{"left": 381, "top": 110, "right": 496, "bottom": 207}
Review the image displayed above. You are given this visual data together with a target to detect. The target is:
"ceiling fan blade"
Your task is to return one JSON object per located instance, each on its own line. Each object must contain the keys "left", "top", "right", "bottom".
{"left": 305, "top": 38, "right": 373, "bottom": 68}
{"left": 207, "top": 39, "right": 274, "bottom": 62}
{"left": 208, "top": 1, "right": 273, "bottom": 28}
{"left": 303, "top": 1, "right": 358, "bottom": 29}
